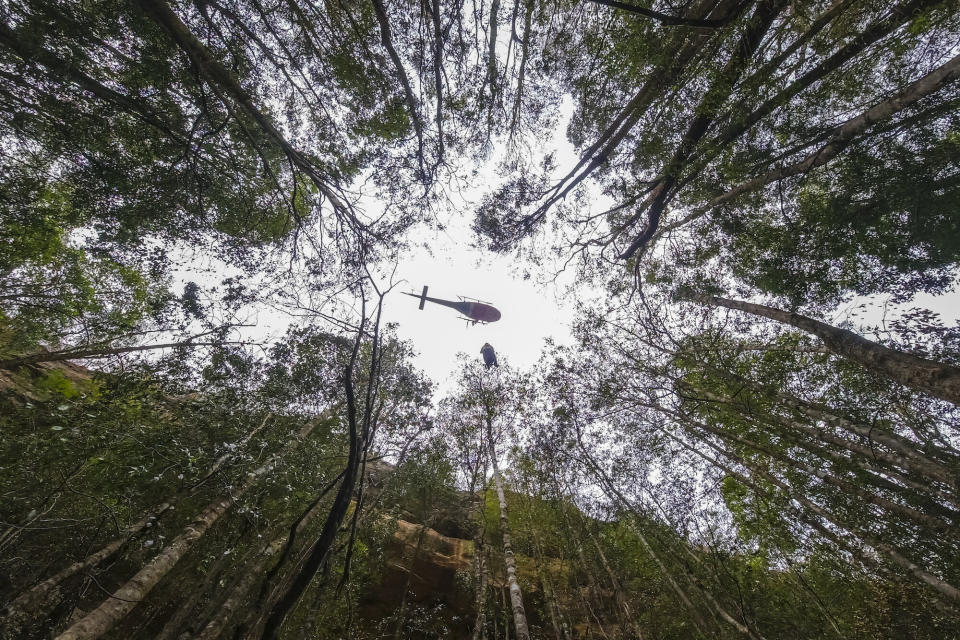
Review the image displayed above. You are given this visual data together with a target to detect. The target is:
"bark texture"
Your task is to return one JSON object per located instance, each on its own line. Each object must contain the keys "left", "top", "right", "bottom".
{"left": 694, "top": 294, "right": 960, "bottom": 405}
{"left": 485, "top": 416, "right": 530, "bottom": 640}
{"left": 53, "top": 420, "right": 317, "bottom": 640}
{"left": 706, "top": 52, "right": 960, "bottom": 211}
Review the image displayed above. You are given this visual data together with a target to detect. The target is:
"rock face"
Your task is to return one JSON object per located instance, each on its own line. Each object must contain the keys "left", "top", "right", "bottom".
{"left": 361, "top": 519, "right": 478, "bottom": 638}
{"left": 0, "top": 359, "right": 95, "bottom": 402}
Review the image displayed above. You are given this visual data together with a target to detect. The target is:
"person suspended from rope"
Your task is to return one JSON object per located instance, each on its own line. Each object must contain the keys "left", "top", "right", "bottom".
{"left": 481, "top": 343, "right": 498, "bottom": 369}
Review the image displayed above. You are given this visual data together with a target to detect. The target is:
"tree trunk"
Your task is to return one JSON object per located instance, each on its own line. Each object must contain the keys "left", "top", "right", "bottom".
{"left": 677, "top": 422, "right": 960, "bottom": 604}
{"left": 529, "top": 527, "right": 567, "bottom": 640}
{"left": 0, "top": 505, "right": 170, "bottom": 631}
{"left": 575, "top": 433, "right": 760, "bottom": 637}
{"left": 589, "top": 532, "right": 645, "bottom": 640}
{"left": 393, "top": 523, "right": 428, "bottom": 640}
{"left": 530, "top": 0, "right": 743, "bottom": 226}
{"left": 485, "top": 416, "right": 530, "bottom": 640}
{"left": 647, "top": 0, "right": 944, "bottom": 245}
{"left": 0, "top": 340, "right": 226, "bottom": 370}
{"left": 2, "top": 413, "right": 273, "bottom": 632}
{"left": 670, "top": 402, "right": 960, "bottom": 531}
{"left": 688, "top": 293, "right": 960, "bottom": 405}
{"left": 53, "top": 420, "right": 318, "bottom": 640}
{"left": 587, "top": 0, "right": 732, "bottom": 26}
{"left": 135, "top": 0, "right": 354, "bottom": 221}
{"left": 370, "top": 0, "right": 426, "bottom": 174}
{"left": 473, "top": 492, "right": 490, "bottom": 640}
{"left": 257, "top": 360, "right": 364, "bottom": 640}
{"left": 705, "top": 51, "right": 960, "bottom": 211}
{"left": 618, "top": 0, "right": 788, "bottom": 258}
{"left": 680, "top": 378, "right": 957, "bottom": 489}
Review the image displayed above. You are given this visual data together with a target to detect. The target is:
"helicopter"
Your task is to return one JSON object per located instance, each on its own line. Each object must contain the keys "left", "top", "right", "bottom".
{"left": 403, "top": 286, "right": 501, "bottom": 326}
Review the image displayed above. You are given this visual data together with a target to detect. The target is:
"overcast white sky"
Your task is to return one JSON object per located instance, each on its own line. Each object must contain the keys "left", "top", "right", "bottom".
{"left": 172, "top": 100, "right": 960, "bottom": 400}
{"left": 377, "top": 100, "right": 593, "bottom": 396}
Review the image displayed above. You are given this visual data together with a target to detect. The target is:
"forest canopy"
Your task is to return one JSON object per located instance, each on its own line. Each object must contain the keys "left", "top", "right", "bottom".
{"left": 1, "top": 1, "right": 960, "bottom": 639}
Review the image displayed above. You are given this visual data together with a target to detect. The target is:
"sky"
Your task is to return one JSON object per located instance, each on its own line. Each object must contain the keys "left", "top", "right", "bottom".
{"left": 169, "top": 100, "right": 960, "bottom": 401}
{"left": 379, "top": 224, "right": 579, "bottom": 397}
{"left": 376, "top": 100, "right": 592, "bottom": 396}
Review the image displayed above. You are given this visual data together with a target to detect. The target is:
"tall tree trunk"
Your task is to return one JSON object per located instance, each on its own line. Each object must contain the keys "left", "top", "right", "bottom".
{"left": 473, "top": 489, "right": 490, "bottom": 640}
{"left": 257, "top": 315, "right": 371, "bottom": 640}
{"left": 674, "top": 420, "right": 960, "bottom": 604}
{"left": 527, "top": 0, "right": 744, "bottom": 229}
{"left": 529, "top": 527, "right": 567, "bottom": 640}
{"left": 1, "top": 414, "right": 273, "bottom": 631}
{"left": 370, "top": 0, "right": 427, "bottom": 177}
{"left": 704, "top": 51, "right": 960, "bottom": 212}
{"left": 644, "top": 0, "right": 945, "bottom": 248}
{"left": 153, "top": 545, "right": 235, "bottom": 640}
{"left": 687, "top": 293, "right": 960, "bottom": 405}
{"left": 589, "top": 532, "right": 645, "bottom": 640}
{"left": 0, "top": 339, "right": 227, "bottom": 370}
{"left": 485, "top": 416, "right": 530, "bottom": 640}
{"left": 135, "top": 0, "right": 356, "bottom": 223}
{"left": 53, "top": 419, "right": 319, "bottom": 640}
{"left": 194, "top": 463, "right": 343, "bottom": 640}
{"left": 393, "top": 523, "right": 428, "bottom": 640}
{"left": 710, "top": 387, "right": 958, "bottom": 492}
{"left": 0, "top": 505, "right": 171, "bottom": 631}
{"left": 669, "top": 400, "right": 960, "bottom": 530}
{"left": 575, "top": 433, "right": 761, "bottom": 637}
{"left": 507, "top": 0, "right": 533, "bottom": 141}
{"left": 618, "top": 0, "right": 788, "bottom": 258}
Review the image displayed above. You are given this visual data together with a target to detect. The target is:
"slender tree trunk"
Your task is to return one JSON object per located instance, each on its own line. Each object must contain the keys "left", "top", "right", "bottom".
{"left": 529, "top": 528, "right": 566, "bottom": 640}
{"left": 557, "top": 504, "right": 610, "bottom": 635}
{"left": 0, "top": 505, "right": 170, "bottom": 630}
{"left": 575, "top": 434, "right": 760, "bottom": 637}
{"left": 507, "top": 0, "right": 533, "bottom": 140}
{"left": 473, "top": 489, "right": 490, "bottom": 640}
{"left": 370, "top": 0, "right": 426, "bottom": 175}
{"left": 704, "top": 51, "right": 960, "bottom": 212}
{"left": 485, "top": 416, "right": 530, "bottom": 640}
{"left": 154, "top": 547, "right": 234, "bottom": 640}
{"left": 258, "top": 356, "right": 365, "bottom": 639}
{"left": 618, "top": 0, "right": 788, "bottom": 258}
{"left": 671, "top": 402, "right": 960, "bottom": 530}
{"left": 195, "top": 560, "right": 264, "bottom": 640}
{"left": 529, "top": 0, "right": 743, "bottom": 226}
{"left": 0, "top": 21, "right": 186, "bottom": 143}
{"left": 589, "top": 532, "right": 645, "bottom": 640}
{"left": 676, "top": 421, "right": 960, "bottom": 604}
{"left": 710, "top": 0, "right": 941, "bottom": 164}
{"left": 2, "top": 414, "right": 274, "bottom": 632}
{"left": 483, "top": 0, "right": 501, "bottom": 111}
{"left": 644, "top": 0, "right": 944, "bottom": 247}
{"left": 54, "top": 420, "right": 318, "bottom": 640}
{"left": 686, "top": 293, "right": 960, "bottom": 405}
{"left": 587, "top": 0, "right": 732, "bottom": 26}
{"left": 426, "top": 0, "right": 445, "bottom": 161}
{"left": 0, "top": 340, "right": 227, "bottom": 370}
{"left": 135, "top": 0, "right": 355, "bottom": 221}
{"left": 393, "top": 523, "right": 428, "bottom": 640}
